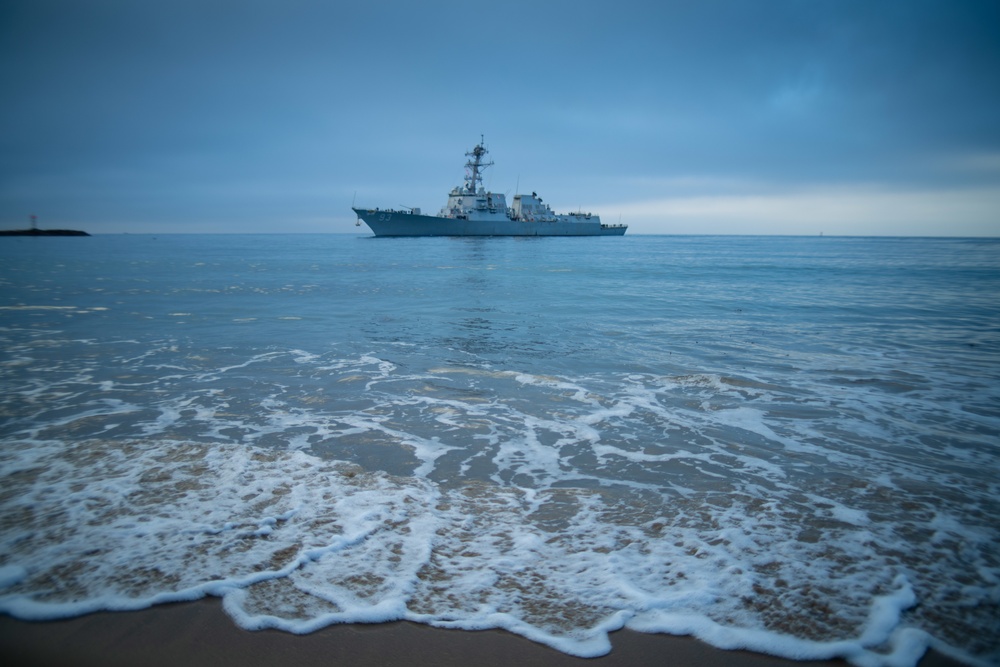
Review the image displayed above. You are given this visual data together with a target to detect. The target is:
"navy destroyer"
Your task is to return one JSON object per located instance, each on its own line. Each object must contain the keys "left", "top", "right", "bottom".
{"left": 352, "top": 139, "right": 626, "bottom": 237}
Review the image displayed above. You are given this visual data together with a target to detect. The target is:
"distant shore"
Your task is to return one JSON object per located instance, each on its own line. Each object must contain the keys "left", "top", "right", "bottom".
{"left": 0, "top": 228, "right": 89, "bottom": 236}
{"left": 0, "top": 598, "right": 966, "bottom": 667}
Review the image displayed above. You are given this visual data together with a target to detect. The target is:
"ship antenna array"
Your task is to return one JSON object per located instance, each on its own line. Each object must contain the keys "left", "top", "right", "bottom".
{"left": 464, "top": 135, "right": 493, "bottom": 193}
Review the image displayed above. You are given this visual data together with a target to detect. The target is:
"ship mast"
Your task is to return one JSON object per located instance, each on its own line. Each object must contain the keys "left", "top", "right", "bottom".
{"left": 463, "top": 135, "right": 493, "bottom": 194}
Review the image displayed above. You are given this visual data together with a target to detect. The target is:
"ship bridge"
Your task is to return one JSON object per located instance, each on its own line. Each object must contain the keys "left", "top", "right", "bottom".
{"left": 439, "top": 138, "right": 510, "bottom": 221}
{"left": 440, "top": 188, "right": 509, "bottom": 221}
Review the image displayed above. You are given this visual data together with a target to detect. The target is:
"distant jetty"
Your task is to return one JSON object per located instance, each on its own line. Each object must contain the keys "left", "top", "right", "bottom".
{"left": 0, "top": 229, "right": 90, "bottom": 236}
{"left": 0, "top": 228, "right": 90, "bottom": 236}
{"left": 0, "top": 215, "right": 89, "bottom": 236}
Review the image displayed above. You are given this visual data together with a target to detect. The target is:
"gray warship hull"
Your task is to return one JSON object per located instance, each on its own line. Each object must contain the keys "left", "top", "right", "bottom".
{"left": 354, "top": 208, "right": 626, "bottom": 237}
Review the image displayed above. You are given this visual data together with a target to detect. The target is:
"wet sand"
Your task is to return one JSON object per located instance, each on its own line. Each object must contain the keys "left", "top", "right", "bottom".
{"left": 0, "top": 598, "right": 964, "bottom": 667}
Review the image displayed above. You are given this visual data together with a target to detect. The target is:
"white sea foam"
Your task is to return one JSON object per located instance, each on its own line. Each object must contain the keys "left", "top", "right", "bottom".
{"left": 1, "top": 417, "right": 992, "bottom": 665}
{"left": 0, "top": 565, "right": 26, "bottom": 589}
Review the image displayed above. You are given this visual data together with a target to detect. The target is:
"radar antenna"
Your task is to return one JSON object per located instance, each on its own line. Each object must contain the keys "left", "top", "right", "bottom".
{"left": 463, "top": 135, "right": 493, "bottom": 194}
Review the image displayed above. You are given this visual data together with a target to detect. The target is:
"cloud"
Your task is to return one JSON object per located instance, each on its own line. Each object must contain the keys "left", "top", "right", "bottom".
{"left": 2, "top": 1, "right": 998, "bottom": 235}
{"left": 933, "top": 152, "right": 1000, "bottom": 174}
{"left": 601, "top": 185, "right": 1000, "bottom": 236}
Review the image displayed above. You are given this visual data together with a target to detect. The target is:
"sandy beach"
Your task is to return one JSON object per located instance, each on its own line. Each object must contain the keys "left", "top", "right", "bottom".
{"left": 0, "top": 599, "right": 964, "bottom": 667}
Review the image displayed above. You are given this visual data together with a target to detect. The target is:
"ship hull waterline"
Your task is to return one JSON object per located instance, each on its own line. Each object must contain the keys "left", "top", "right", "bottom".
{"left": 353, "top": 209, "right": 627, "bottom": 237}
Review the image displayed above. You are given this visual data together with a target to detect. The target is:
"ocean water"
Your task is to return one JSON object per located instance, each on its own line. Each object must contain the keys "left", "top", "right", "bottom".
{"left": 0, "top": 234, "right": 997, "bottom": 666}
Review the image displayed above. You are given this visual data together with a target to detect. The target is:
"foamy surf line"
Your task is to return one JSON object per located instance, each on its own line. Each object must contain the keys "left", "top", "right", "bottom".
{"left": 0, "top": 599, "right": 963, "bottom": 667}
{"left": 0, "top": 431, "right": 990, "bottom": 667}
{"left": 0, "top": 332, "right": 997, "bottom": 667}
{"left": 0, "top": 437, "right": 934, "bottom": 661}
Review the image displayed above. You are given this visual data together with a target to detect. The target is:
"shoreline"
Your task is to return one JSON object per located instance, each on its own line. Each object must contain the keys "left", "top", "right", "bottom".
{"left": 0, "top": 598, "right": 965, "bottom": 667}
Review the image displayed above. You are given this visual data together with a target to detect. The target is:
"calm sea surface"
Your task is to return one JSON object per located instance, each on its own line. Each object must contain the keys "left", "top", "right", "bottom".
{"left": 1, "top": 234, "right": 997, "bottom": 665}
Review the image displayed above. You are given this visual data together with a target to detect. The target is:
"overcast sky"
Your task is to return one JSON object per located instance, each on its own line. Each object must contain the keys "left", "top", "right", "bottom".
{"left": 1, "top": 0, "right": 998, "bottom": 235}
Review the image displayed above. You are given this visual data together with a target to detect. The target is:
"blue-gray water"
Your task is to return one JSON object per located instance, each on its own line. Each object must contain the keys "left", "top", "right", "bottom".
{"left": 1, "top": 234, "right": 997, "bottom": 665}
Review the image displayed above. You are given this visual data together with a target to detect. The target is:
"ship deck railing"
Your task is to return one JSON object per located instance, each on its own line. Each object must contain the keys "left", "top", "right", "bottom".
{"left": 362, "top": 207, "right": 413, "bottom": 214}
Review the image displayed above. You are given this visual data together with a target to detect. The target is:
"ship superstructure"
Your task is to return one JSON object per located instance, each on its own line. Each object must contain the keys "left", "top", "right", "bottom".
{"left": 352, "top": 139, "right": 626, "bottom": 237}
